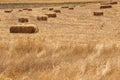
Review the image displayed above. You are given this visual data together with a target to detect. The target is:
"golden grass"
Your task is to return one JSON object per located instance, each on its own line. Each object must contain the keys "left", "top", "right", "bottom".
{"left": 0, "top": 38, "right": 119, "bottom": 80}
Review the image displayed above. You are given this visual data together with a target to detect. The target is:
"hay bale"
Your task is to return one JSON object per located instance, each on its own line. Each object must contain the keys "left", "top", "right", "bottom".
{"left": 61, "top": 6, "right": 69, "bottom": 8}
{"left": 18, "top": 18, "right": 29, "bottom": 23}
{"left": 69, "top": 7, "right": 74, "bottom": 10}
{"left": 18, "top": 10, "right": 22, "bottom": 12}
{"left": 10, "top": 25, "right": 39, "bottom": 33}
{"left": 4, "top": 9, "right": 13, "bottom": 13}
{"left": 27, "top": 9, "right": 32, "bottom": 11}
{"left": 23, "top": 8, "right": 32, "bottom": 11}
{"left": 23, "top": 8, "right": 28, "bottom": 10}
{"left": 49, "top": 8, "right": 54, "bottom": 11}
{"left": 45, "top": 13, "right": 57, "bottom": 18}
{"left": 110, "top": 2, "right": 118, "bottom": 5}
{"left": 54, "top": 10, "right": 61, "bottom": 13}
{"left": 100, "top": 5, "right": 112, "bottom": 9}
{"left": 94, "top": 12, "right": 103, "bottom": 16}
{"left": 37, "top": 16, "right": 48, "bottom": 21}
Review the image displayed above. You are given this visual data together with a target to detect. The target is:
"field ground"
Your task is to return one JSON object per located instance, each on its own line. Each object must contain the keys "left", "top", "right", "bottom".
{"left": 0, "top": 1, "right": 120, "bottom": 80}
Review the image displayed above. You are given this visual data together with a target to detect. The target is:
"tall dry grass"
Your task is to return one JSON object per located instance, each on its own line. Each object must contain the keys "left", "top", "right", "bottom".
{"left": 0, "top": 39, "right": 119, "bottom": 80}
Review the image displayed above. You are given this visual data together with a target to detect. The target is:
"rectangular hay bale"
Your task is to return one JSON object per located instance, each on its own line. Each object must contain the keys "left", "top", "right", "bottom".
{"left": 37, "top": 16, "right": 48, "bottom": 21}
{"left": 49, "top": 8, "right": 54, "bottom": 11}
{"left": 54, "top": 10, "right": 61, "bottom": 13}
{"left": 94, "top": 12, "right": 103, "bottom": 16}
{"left": 4, "top": 10, "right": 13, "bottom": 13}
{"left": 61, "top": 6, "right": 69, "bottom": 8}
{"left": 110, "top": 2, "right": 118, "bottom": 5}
{"left": 45, "top": 13, "right": 57, "bottom": 18}
{"left": 23, "top": 8, "right": 32, "bottom": 11}
{"left": 18, "top": 18, "right": 29, "bottom": 23}
{"left": 10, "top": 25, "right": 38, "bottom": 33}
{"left": 69, "top": 7, "right": 74, "bottom": 10}
{"left": 18, "top": 10, "right": 22, "bottom": 12}
{"left": 100, "top": 5, "right": 112, "bottom": 9}
{"left": 27, "top": 9, "right": 32, "bottom": 11}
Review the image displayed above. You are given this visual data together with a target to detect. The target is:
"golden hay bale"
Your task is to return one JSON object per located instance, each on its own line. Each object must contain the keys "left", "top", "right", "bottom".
{"left": 100, "top": 5, "right": 112, "bottom": 9}
{"left": 110, "top": 2, "right": 118, "bottom": 5}
{"left": 23, "top": 8, "right": 28, "bottom": 10}
{"left": 18, "top": 10, "right": 22, "bottom": 12}
{"left": 37, "top": 16, "right": 48, "bottom": 21}
{"left": 23, "top": 8, "right": 32, "bottom": 11}
{"left": 69, "top": 7, "right": 74, "bottom": 10}
{"left": 49, "top": 8, "right": 54, "bottom": 11}
{"left": 10, "top": 25, "right": 39, "bottom": 33}
{"left": 61, "top": 6, "right": 69, "bottom": 8}
{"left": 54, "top": 10, "right": 61, "bottom": 13}
{"left": 45, "top": 13, "right": 57, "bottom": 18}
{"left": 4, "top": 9, "right": 13, "bottom": 13}
{"left": 18, "top": 18, "right": 29, "bottom": 23}
{"left": 27, "top": 9, "right": 32, "bottom": 11}
{"left": 94, "top": 12, "right": 103, "bottom": 16}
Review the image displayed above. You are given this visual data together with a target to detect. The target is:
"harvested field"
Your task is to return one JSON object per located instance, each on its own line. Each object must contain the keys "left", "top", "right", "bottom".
{"left": 0, "top": 0, "right": 120, "bottom": 80}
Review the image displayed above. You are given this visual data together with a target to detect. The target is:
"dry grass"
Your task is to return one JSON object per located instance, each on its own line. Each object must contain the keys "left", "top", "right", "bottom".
{"left": 0, "top": 38, "right": 119, "bottom": 80}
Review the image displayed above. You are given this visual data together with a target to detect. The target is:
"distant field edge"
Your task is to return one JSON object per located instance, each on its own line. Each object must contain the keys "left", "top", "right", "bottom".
{"left": 0, "top": 1, "right": 105, "bottom": 9}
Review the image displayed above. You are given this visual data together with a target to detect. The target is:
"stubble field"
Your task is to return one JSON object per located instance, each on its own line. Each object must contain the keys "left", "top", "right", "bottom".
{"left": 0, "top": 1, "right": 120, "bottom": 80}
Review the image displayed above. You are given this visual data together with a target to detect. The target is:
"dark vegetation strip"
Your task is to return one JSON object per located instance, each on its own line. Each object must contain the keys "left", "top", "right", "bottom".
{"left": 0, "top": 1, "right": 104, "bottom": 9}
